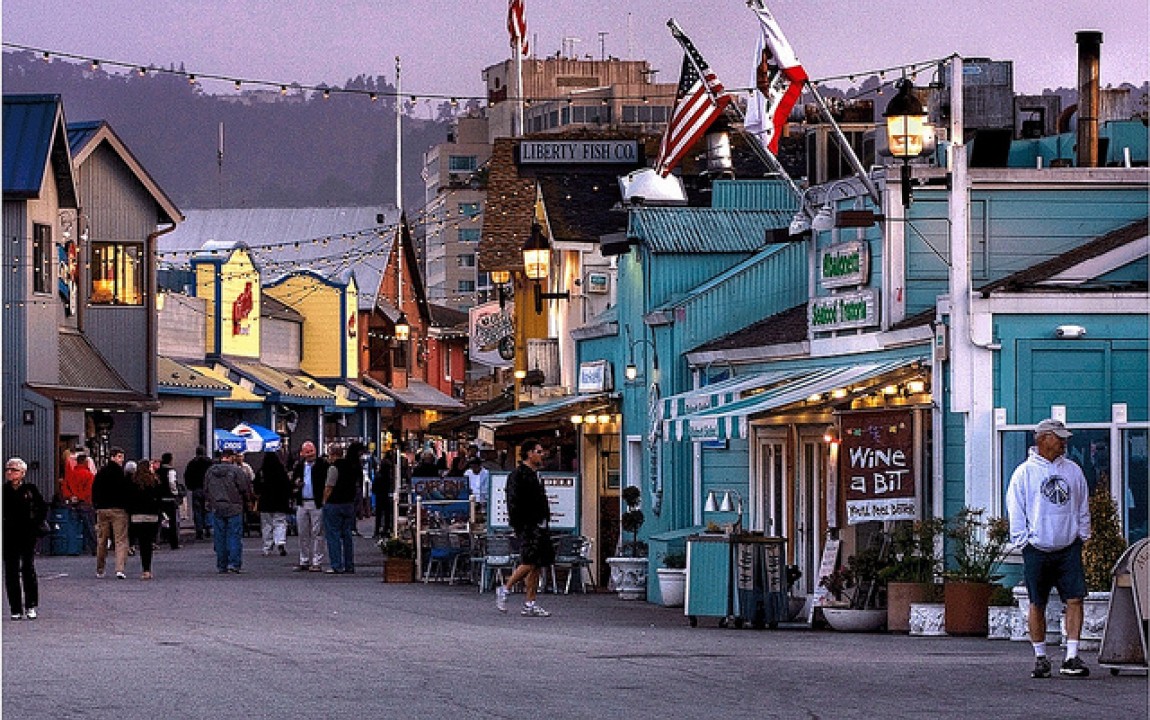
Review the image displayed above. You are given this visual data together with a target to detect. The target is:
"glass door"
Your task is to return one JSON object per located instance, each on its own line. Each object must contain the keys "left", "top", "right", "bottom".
{"left": 751, "top": 432, "right": 787, "bottom": 538}
{"left": 795, "top": 435, "right": 826, "bottom": 596}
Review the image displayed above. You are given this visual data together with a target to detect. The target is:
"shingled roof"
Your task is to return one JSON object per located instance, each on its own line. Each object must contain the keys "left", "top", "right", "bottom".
{"left": 690, "top": 303, "right": 810, "bottom": 353}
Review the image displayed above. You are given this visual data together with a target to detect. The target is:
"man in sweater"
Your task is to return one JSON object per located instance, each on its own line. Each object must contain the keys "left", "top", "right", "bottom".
{"left": 495, "top": 439, "right": 554, "bottom": 617}
{"left": 92, "top": 448, "right": 130, "bottom": 579}
{"left": 203, "top": 450, "right": 252, "bottom": 574}
{"left": 1006, "top": 418, "right": 1091, "bottom": 679}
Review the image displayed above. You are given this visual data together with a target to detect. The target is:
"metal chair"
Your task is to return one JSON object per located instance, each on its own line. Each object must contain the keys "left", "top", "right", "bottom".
{"left": 478, "top": 533, "right": 518, "bottom": 593}
{"left": 424, "top": 531, "right": 465, "bottom": 584}
{"left": 552, "top": 535, "right": 595, "bottom": 593}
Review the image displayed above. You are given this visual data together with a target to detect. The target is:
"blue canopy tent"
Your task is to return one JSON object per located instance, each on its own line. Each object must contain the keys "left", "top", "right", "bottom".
{"left": 231, "top": 423, "right": 282, "bottom": 453}
{"left": 214, "top": 429, "right": 247, "bottom": 453}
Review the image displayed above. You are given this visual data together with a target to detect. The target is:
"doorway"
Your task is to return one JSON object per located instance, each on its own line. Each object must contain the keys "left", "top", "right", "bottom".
{"left": 795, "top": 432, "right": 828, "bottom": 596}
{"left": 750, "top": 432, "right": 787, "bottom": 537}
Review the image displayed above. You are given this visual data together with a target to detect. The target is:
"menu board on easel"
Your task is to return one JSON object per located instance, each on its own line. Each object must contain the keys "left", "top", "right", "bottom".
{"left": 808, "top": 537, "right": 842, "bottom": 623}
{"left": 840, "top": 408, "right": 917, "bottom": 525}
{"left": 488, "top": 471, "right": 579, "bottom": 532}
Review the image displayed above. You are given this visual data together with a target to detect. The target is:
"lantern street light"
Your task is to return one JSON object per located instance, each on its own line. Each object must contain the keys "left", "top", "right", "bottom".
{"left": 883, "top": 79, "right": 928, "bottom": 208}
{"left": 394, "top": 311, "right": 411, "bottom": 342}
{"left": 490, "top": 269, "right": 512, "bottom": 308}
{"left": 521, "top": 223, "right": 570, "bottom": 314}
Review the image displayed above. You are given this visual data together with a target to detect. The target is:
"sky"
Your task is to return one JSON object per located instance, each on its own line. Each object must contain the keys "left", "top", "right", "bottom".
{"left": 3, "top": 0, "right": 1147, "bottom": 104}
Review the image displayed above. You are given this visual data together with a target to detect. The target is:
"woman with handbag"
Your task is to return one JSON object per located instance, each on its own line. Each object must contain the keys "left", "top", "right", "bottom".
{"left": 127, "top": 459, "right": 163, "bottom": 580}
{"left": 3, "top": 457, "right": 47, "bottom": 619}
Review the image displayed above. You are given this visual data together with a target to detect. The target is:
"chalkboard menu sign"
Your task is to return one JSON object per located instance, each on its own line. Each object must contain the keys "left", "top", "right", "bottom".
{"left": 839, "top": 409, "right": 917, "bottom": 525}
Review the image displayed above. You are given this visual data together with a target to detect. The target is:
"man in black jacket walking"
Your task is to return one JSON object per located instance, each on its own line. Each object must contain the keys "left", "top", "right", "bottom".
{"left": 92, "top": 447, "right": 130, "bottom": 579}
{"left": 495, "top": 439, "right": 554, "bottom": 617}
{"left": 184, "top": 447, "right": 213, "bottom": 541}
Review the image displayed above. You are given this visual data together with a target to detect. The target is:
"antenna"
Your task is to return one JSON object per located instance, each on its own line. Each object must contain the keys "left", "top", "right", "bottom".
{"left": 562, "top": 36, "right": 581, "bottom": 59}
{"left": 597, "top": 31, "right": 608, "bottom": 61}
{"left": 217, "top": 121, "right": 224, "bottom": 208}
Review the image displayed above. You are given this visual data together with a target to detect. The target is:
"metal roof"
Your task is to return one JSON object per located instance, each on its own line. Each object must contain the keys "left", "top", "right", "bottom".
{"left": 159, "top": 207, "right": 399, "bottom": 311}
{"left": 362, "top": 376, "right": 464, "bottom": 411}
{"left": 158, "top": 356, "right": 231, "bottom": 397}
{"left": 2, "top": 94, "right": 78, "bottom": 206}
{"left": 219, "top": 359, "right": 337, "bottom": 405}
{"left": 626, "top": 207, "right": 793, "bottom": 253}
{"left": 58, "top": 330, "right": 133, "bottom": 391}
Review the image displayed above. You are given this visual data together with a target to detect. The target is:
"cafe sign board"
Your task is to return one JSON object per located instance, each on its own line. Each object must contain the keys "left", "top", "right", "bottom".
{"left": 840, "top": 408, "right": 917, "bottom": 525}
{"left": 518, "top": 140, "right": 640, "bottom": 165}
{"left": 809, "top": 289, "right": 878, "bottom": 332}
{"left": 819, "top": 240, "right": 869, "bottom": 289}
{"left": 488, "top": 471, "right": 579, "bottom": 532}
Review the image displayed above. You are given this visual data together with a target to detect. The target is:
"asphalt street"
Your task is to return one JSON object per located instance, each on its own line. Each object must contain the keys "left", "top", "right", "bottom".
{"left": 3, "top": 523, "right": 1146, "bottom": 720}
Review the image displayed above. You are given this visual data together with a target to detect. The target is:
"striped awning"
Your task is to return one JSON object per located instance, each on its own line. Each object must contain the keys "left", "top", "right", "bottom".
{"left": 666, "top": 358, "right": 926, "bottom": 441}
{"left": 661, "top": 368, "right": 811, "bottom": 421}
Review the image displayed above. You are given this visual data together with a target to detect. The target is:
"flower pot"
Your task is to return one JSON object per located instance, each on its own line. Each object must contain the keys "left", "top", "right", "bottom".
{"left": 823, "top": 607, "right": 887, "bottom": 632}
{"left": 887, "top": 582, "right": 933, "bottom": 634}
{"left": 382, "top": 557, "right": 415, "bottom": 583}
{"left": 607, "top": 557, "right": 648, "bottom": 601}
{"left": 908, "top": 602, "right": 946, "bottom": 636}
{"left": 656, "top": 568, "right": 686, "bottom": 607}
{"left": 944, "top": 581, "right": 992, "bottom": 636}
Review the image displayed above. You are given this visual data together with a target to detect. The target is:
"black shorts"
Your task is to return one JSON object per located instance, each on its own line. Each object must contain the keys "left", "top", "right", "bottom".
{"left": 515, "top": 526, "right": 555, "bottom": 567}
{"left": 1022, "top": 538, "right": 1087, "bottom": 606}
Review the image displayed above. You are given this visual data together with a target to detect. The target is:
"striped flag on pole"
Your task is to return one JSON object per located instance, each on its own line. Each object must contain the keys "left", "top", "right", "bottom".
{"left": 654, "top": 22, "right": 732, "bottom": 177}
{"left": 507, "top": 0, "right": 529, "bottom": 57}
{"left": 744, "top": 2, "right": 808, "bottom": 154}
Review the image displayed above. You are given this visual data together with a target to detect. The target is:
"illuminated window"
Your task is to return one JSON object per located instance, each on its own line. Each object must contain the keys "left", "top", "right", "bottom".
{"left": 90, "top": 242, "right": 143, "bottom": 305}
{"left": 32, "top": 224, "right": 52, "bottom": 293}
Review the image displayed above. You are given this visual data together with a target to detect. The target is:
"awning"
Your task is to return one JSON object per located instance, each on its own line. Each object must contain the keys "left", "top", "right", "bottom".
{"left": 158, "top": 357, "right": 231, "bottom": 397}
{"left": 340, "top": 379, "right": 396, "bottom": 409}
{"left": 192, "top": 365, "right": 265, "bottom": 409}
{"left": 667, "top": 358, "right": 927, "bottom": 441}
{"left": 662, "top": 368, "right": 811, "bottom": 420}
{"left": 218, "top": 360, "right": 336, "bottom": 406}
{"left": 362, "top": 376, "right": 464, "bottom": 412}
{"left": 427, "top": 394, "right": 514, "bottom": 437}
{"left": 473, "top": 393, "right": 616, "bottom": 429}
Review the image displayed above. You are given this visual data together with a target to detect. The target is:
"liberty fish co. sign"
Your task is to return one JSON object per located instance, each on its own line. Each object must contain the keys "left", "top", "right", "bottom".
{"left": 517, "top": 140, "right": 640, "bottom": 165}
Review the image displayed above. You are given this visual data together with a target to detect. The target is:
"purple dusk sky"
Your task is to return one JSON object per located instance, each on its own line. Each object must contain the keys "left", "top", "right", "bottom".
{"left": 3, "top": 0, "right": 1147, "bottom": 104}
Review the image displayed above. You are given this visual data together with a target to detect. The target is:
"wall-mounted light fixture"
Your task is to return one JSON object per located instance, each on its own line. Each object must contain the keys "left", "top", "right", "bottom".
{"left": 490, "top": 269, "right": 512, "bottom": 308}
{"left": 522, "top": 223, "right": 570, "bottom": 314}
{"left": 822, "top": 425, "right": 840, "bottom": 444}
{"left": 1055, "top": 324, "right": 1087, "bottom": 339}
{"left": 624, "top": 324, "right": 659, "bottom": 383}
{"left": 394, "top": 311, "right": 411, "bottom": 342}
{"left": 884, "top": 78, "right": 928, "bottom": 208}
{"left": 703, "top": 489, "right": 744, "bottom": 533}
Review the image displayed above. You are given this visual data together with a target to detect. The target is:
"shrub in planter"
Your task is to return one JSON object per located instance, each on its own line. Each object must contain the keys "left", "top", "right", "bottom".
{"left": 1083, "top": 484, "right": 1127, "bottom": 592}
{"left": 943, "top": 507, "right": 1010, "bottom": 636}
{"left": 618, "top": 485, "right": 647, "bottom": 558}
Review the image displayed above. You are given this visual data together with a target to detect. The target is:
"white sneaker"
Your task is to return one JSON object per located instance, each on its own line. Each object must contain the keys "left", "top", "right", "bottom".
{"left": 115, "top": 572, "right": 127, "bottom": 580}
{"left": 495, "top": 586, "right": 509, "bottom": 613}
{"left": 24, "top": 608, "right": 37, "bottom": 620}
{"left": 521, "top": 603, "right": 551, "bottom": 617}
{"left": 96, "top": 571, "right": 105, "bottom": 579}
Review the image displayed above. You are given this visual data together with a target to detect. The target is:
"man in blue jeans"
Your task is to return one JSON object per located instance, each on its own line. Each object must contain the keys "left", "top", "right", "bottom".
{"left": 203, "top": 449, "right": 252, "bottom": 574}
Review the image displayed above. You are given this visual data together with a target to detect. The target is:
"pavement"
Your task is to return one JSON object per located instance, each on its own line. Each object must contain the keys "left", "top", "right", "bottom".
{"left": 3, "top": 520, "right": 1146, "bottom": 720}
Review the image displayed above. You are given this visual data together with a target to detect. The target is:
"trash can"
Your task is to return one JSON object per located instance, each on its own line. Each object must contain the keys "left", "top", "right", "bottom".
{"left": 48, "top": 506, "right": 83, "bottom": 556}
{"left": 733, "top": 534, "right": 788, "bottom": 629}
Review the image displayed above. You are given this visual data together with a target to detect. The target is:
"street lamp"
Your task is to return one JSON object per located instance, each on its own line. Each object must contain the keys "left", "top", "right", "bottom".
{"left": 521, "top": 222, "right": 570, "bottom": 314}
{"left": 884, "top": 78, "right": 928, "bottom": 208}
{"left": 490, "top": 269, "right": 511, "bottom": 308}
{"left": 394, "top": 311, "right": 411, "bottom": 342}
{"left": 624, "top": 324, "right": 659, "bottom": 383}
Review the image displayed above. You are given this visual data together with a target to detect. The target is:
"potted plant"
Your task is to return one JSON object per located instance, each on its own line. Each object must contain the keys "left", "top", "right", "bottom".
{"left": 820, "top": 545, "right": 889, "bottom": 632}
{"left": 656, "top": 551, "right": 687, "bottom": 607}
{"left": 879, "top": 518, "right": 944, "bottom": 633}
{"left": 607, "top": 486, "right": 648, "bottom": 600}
{"left": 1077, "top": 484, "right": 1127, "bottom": 649}
{"left": 378, "top": 535, "right": 416, "bottom": 583}
{"left": 942, "top": 507, "right": 1011, "bottom": 636}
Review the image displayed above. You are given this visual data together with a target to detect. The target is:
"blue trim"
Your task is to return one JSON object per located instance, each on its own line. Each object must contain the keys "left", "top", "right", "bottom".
{"left": 158, "top": 387, "right": 229, "bottom": 398}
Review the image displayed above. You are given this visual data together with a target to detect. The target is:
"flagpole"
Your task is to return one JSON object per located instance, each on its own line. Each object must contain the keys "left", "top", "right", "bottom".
{"left": 514, "top": 44, "right": 524, "bottom": 137}
{"left": 666, "top": 18, "right": 803, "bottom": 203}
{"left": 395, "top": 56, "right": 403, "bottom": 212}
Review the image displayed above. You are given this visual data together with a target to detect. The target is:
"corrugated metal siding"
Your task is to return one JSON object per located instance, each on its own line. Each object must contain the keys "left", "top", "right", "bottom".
{"left": 710, "top": 179, "right": 800, "bottom": 211}
{"left": 628, "top": 207, "right": 792, "bottom": 254}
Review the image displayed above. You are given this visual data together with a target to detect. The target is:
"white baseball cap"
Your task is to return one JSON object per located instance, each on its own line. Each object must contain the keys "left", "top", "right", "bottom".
{"left": 1034, "top": 418, "right": 1072, "bottom": 439}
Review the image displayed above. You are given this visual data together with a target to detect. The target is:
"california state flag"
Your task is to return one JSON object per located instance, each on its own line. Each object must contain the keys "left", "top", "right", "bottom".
{"left": 744, "top": 2, "right": 808, "bottom": 154}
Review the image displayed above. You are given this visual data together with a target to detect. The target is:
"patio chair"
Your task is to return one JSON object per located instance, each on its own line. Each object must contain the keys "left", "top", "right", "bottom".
{"left": 552, "top": 535, "right": 595, "bottom": 594}
{"left": 478, "top": 533, "right": 518, "bottom": 593}
{"left": 424, "top": 531, "right": 465, "bottom": 584}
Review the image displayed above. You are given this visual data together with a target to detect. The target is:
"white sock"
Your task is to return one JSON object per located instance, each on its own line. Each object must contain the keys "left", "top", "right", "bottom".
{"left": 1065, "top": 640, "right": 1079, "bottom": 660}
{"left": 1032, "top": 642, "right": 1047, "bottom": 658}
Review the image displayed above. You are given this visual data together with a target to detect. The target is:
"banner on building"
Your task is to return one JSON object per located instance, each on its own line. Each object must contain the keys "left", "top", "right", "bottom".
{"left": 840, "top": 408, "right": 916, "bottom": 524}
{"left": 469, "top": 300, "right": 514, "bottom": 368}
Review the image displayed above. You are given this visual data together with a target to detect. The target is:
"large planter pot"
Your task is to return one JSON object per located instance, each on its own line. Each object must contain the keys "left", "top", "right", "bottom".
{"left": 382, "top": 557, "right": 415, "bottom": 583}
{"left": 1060, "top": 590, "right": 1110, "bottom": 651}
{"left": 656, "top": 568, "right": 686, "bottom": 607}
{"left": 823, "top": 607, "right": 887, "bottom": 632}
{"left": 944, "top": 581, "right": 992, "bottom": 636}
{"left": 908, "top": 602, "right": 946, "bottom": 636}
{"left": 1011, "top": 585, "right": 1064, "bottom": 644}
{"left": 887, "top": 582, "right": 933, "bottom": 634}
{"left": 988, "top": 605, "right": 1018, "bottom": 640}
{"left": 607, "top": 557, "right": 648, "bottom": 601}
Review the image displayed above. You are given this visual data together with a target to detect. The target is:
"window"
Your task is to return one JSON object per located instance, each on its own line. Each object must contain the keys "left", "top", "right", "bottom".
{"left": 457, "top": 280, "right": 475, "bottom": 292}
{"left": 457, "top": 254, "right": 476, "bottom": 268}
{"left": 448, "top": 155, "right": 477, "bottom": 172}
{"left": 458, "top": 202, "right": 481, "bottom": 219}
{"left": 458, "top": 228, "right": 481, "bottom": 243}
{"left": 90, "top": 242, "right": 144, "bottom": 305}
{"left": 1123, "top": 428, "right": 1148, "bottom": 542}
{"left": 32, "top": 224, "right": 51, "bottom": 293}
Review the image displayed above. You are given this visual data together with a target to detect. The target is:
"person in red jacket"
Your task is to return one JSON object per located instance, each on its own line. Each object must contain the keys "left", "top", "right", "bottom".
{"left": 62, "top": 453, "right": 96, "bottom": 554}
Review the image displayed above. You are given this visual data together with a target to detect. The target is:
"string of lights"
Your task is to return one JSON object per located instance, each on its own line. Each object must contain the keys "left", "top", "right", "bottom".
{"left": 3, "top": 42, "right": 957, "bottom": 106}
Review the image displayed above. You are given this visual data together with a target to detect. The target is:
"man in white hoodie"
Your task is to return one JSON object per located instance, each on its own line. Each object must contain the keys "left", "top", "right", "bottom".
{"left": 1006, "top": 418, "right": 1091, "bottom": 679}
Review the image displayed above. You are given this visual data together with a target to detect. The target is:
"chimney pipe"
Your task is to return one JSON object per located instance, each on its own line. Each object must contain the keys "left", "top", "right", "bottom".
{"left": 1075, "top": 30, "right": 1103, "bottom": 168}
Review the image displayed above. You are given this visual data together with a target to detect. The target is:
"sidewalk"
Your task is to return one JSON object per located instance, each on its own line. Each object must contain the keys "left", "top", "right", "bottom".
{"left": 4, "top": 520, "right": 1146, "bottom": 720}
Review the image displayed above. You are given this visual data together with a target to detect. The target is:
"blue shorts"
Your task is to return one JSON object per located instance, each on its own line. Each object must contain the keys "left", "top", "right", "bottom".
{"left": 1022, "top": 538, "right": 1086, "bottom": 606}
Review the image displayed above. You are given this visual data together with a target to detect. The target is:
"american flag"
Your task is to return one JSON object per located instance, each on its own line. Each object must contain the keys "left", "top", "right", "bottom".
{"left": 654, "top": 30, "right": 731, "bottom": 177}
{"left": 507, "top": 0, "right": 529, "bottom": 57}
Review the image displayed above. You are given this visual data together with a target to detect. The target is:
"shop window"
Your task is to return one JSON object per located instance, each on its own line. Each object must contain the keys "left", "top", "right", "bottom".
{"left": 1123, "top": 428, "right": 1148, "bottom": 542}
{"left": 90, "top": 242, "right": 144, "bottom": 305}
{"left": 32, "top": 223, "right": 52, "bottom": 293}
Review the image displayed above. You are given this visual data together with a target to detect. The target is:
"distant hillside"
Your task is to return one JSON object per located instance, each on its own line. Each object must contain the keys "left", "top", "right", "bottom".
{"left": 3, "top": 50, "right": 451, "bottom": 212}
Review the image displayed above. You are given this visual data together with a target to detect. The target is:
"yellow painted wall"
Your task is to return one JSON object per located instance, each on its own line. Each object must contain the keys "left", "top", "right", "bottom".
{"left": 265, "top": 275, "right": 345, "bottom": 378}
{"left": 344, "top": 278, "right": 359, "bottom": 379}
{"left": 216, "top": 251, "right": 261, "bottom": 358}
